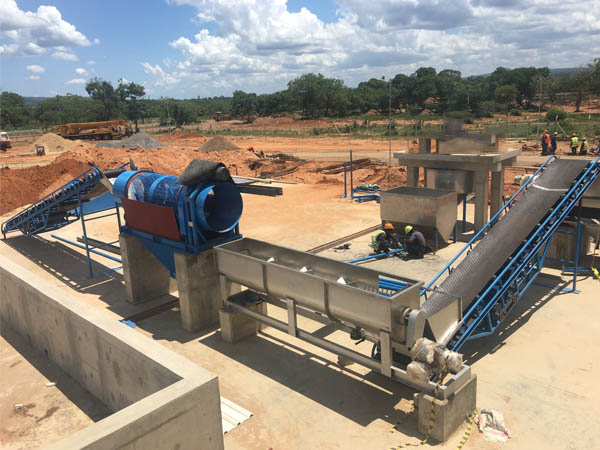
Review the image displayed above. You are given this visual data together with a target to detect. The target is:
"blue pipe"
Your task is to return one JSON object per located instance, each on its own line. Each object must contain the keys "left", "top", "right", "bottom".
{"left": 350, "top": 149, "right": 354, "bottom": 198}
{"left": 51, "top": 234, "right": 123, "bottom": 263}
{"left": 348, "top": 248, "right": 404, "bottom": 264}
{"left": 426, "top": 155, "right": 558, "bottom": 292}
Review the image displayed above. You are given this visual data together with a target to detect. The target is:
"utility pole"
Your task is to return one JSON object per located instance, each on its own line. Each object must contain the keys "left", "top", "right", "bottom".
{"left": 536, "top": 77, "right": 543, "bottom": 138}
{"left": 388, "top": 76, "right": 392, "bottom": 167}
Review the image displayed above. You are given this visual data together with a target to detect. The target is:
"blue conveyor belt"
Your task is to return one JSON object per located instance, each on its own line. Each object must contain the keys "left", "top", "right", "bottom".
{"left": 1, "top": 167, "right": 106, "bottom": 237}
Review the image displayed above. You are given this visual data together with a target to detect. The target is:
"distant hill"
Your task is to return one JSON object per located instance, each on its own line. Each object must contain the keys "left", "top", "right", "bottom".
{"left": 23, "top": 96, "right": 50, "bottom": 105}
{"left": 476, "top": 67, "right": 579, "bottom": 78}
{"left": 549, "top": 67, "right": 580, "bottom": 77}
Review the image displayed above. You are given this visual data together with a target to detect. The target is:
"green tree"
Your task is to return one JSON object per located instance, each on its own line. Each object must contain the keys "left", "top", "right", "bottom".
{"left": 0, "top": 92, "right": 30, "bottom": 129}
{"left": 589, "top": 58, "right": 600, "bottom": 95}
{"left": 408, "top": 67, "right": 437, "bottom": 109}
{"left": 353, "top": 78, "right": 388, "bottom": 113}
{"left": 231, "top": 90, "right": 257, "bottom": 122}
{"left": 435, "top": 69, "right": 462, "bottom": 113}
{"left": 117, "top": 79, "right": 146, "bottom": 131}
{"left": 495, "top": 84, "right": 517, "bottom": 107}
{"left": 85, "top": 78, "right": 120, "bottom": 120}
{"left": 38, "top": 95, "right": 103, "bottom": 126}
{"left": 287, "top": 73, "right": 325, "bottom": 118}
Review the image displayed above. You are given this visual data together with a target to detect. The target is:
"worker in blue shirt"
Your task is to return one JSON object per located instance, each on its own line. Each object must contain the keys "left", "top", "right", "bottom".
{"left": 403, "top": 225, "right": 433, "bottom": 259}
{"left": 550, "top": 132, "right": 557, "bottom": 155}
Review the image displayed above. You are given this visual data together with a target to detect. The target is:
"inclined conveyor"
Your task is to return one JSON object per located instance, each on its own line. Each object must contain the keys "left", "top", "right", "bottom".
{"left": 423, "top": 157, "right": 600, "bottom": 350}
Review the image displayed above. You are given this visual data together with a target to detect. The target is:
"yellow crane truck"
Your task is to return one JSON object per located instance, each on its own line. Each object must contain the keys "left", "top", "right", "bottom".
{"left": 51, "top": 120, "right": 133, "bottom": 140}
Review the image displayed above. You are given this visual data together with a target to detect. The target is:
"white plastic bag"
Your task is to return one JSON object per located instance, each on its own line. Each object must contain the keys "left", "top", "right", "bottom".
{"left": 407, "top": 361, "right": 431, "bottom": 382}
{"left": 475, "top": 409, "right": 510, "bottom": 443}
{"left": 410, "top": 337, "right": 436, "bottom": 364}
{"left": 445, "top": 351, "right": 463, "bottom": 373}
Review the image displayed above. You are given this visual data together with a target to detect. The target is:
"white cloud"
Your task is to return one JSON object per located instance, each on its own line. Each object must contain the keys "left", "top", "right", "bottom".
{"left": 66, "top": 78, "right": 86, "bottom": 85}
{"left": 141, "top": 62, "right": 180, "bottom": 86}
{"left": 0, "top": 0, "right": 90, "bottom": 57}
{"left": 87, "top": 60, "right": 96, "bottom": 65}
{"left": 93, "top": 37, "right": 100, "bottom": 45}
{"left": 27, "top": 64, "right": 45, "bottom": 73}
{"left": 26, "top": 75, "right": 40, "bottom": 80}
{"left": 148, "top": 0, "right": 600, "bottom": 97}
{"left": 75, "top": 67, "right": 88, "bottom": 75}
{"left": 52, "top": 51, "right": 78, "bottom": 61}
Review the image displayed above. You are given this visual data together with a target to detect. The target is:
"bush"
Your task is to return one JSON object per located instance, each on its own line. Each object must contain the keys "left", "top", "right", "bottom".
{"left": 475, "top": 100, "right": 497, "bottom": 118}
{"left": 464, "top": 118, "right": 474, "bottom": 124}
{"left": 546, "top": 108, "right": 567, "bottom": 122}
{"left": 312, "top": 127, "right": 320, "bottom": 135}
{"left": 510, "top": 109, "right": 522, "bottom": 116}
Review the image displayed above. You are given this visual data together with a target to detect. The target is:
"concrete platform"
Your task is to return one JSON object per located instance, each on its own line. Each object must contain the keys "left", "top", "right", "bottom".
{"left": 1, "top": 182, "right": 600, "bottom": 449}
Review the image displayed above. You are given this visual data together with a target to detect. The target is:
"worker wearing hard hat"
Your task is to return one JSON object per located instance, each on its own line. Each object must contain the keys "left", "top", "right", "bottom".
{"left": 570, "top": 133, "right": 579, "bottom": 156}
{"left": 370, "top": 222, "right": 399, "bottom": 254}
{"left": 580, "top": 138, "right": 589, "bottom": 156}
{"left": 541, "top": 129, "right": 550, "bottom": 156}
{"left": 550, "top": 132, "right": 558, "bottom": 155}
{"left": 403, "top": 225, "right": 433, "bottom": 259}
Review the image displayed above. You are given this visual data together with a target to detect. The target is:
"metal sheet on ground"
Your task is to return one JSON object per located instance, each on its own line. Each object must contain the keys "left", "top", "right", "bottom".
{"left": 221, "top": 397, "right": 253, "bottom": 434}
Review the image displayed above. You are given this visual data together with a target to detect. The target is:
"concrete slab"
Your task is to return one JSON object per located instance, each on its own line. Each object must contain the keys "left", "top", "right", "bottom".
{"left": 2, "top": 182, "right": 599, "bottom": 450}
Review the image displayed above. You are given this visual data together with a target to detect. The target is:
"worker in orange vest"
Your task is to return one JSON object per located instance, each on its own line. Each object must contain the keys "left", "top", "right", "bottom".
{"left": 541, "top": 129, "right": 551, "bottom": 156}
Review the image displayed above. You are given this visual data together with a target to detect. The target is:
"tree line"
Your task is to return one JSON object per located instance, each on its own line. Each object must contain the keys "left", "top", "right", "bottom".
{"left": 1, "top": 59, "right": 599, "bottom": 131}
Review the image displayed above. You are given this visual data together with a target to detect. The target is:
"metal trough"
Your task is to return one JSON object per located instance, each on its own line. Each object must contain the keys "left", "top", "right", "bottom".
{"left": 215, "top": 238, "right": 422, "bottom": 343}
{"left": 380, "top": 187, "right": 457, "bottom": 241}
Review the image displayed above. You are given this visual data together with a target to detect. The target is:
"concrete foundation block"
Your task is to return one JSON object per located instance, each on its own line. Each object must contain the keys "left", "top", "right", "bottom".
{"left": 120, "top": 234, "right": 171, "bottom": 304}
{"left": 219, "top": 302, "right": 267, "bottom": 344}
{"left": 414, "top": 374, "right": 477, "bottom": 443}
{"left": 174, "top": 250, "right": 221, "bottom": 333}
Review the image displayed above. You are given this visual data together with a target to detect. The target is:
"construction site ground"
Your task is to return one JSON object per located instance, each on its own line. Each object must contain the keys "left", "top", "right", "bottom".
{"left": 1, "top": 132, "right": 600, "bottom": 449}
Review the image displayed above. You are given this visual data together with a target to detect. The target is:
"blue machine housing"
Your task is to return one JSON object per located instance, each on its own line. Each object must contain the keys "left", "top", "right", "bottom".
{"left": 113, "top": 170, "right": 243, "bottom": 276}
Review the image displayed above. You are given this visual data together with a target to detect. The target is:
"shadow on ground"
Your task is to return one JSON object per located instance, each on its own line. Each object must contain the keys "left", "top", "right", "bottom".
{"left": 461, "top": 272, "right": 580, "bottom": 365}
{"left": 2, "top": 326, "right": 112, "bottom": 422}
{"left": 198, "top": 327, "right": 423, "bottom": 435}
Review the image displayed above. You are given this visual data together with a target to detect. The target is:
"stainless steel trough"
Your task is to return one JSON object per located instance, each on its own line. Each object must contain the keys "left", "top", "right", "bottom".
{"left": 380, "top": 187, "right": 457, "bottom": 241}
{"left": 215, "top": 238, "right": 422, "bottom": 343}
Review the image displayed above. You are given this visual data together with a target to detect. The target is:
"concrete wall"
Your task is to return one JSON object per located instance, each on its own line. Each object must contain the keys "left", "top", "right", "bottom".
{"left": 0, "top": 255, "right": 224, "bottom": 450}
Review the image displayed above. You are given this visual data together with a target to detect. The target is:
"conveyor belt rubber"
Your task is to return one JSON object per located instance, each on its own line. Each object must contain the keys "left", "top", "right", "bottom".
{"left": 423, "top": 159, "right": 590, "bottom": 343}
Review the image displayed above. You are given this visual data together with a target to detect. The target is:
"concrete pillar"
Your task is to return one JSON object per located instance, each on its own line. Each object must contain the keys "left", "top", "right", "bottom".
{"left": 414, "top": 374, "right": 477, "bottom": 443}
{"left": 407, "top": 167, "right": 420, "bottom": 187}
{"left": 419, "top": 138, "right": 432, "bottom": 154}
{"left": 119, "top": 234, "right": 171, "bottom": 304}
{"left": 490, "top": 170, "right": 505, "bottom": 218}
{"left": 174, "top": 249, "right": 221, "bottom": 333}
{"left": 219, "top": 302, "right": 267, "bottom": 344}
{"left": 474, "top": 170, "right": 489, "bottom": 232}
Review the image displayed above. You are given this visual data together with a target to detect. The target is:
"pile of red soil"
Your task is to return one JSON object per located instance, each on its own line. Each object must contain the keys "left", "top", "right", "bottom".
{"left": 0, "top": 158, "right": 93, "bottom": 215}
{"left": 199, "top": 136, "right": 240, "bottom": 152}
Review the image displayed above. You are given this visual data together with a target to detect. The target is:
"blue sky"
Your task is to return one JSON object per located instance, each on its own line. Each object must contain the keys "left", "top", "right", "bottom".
{"left": 1, "top": 0, "right": 598, "bottom": 99}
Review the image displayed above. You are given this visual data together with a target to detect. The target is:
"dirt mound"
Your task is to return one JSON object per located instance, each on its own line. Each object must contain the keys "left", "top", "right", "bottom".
{"left": 33, "top": 133, "right": 77, "bottom": 154}
{"left": 0, "top": 158, "right": 92, "bottom": 215}
{"left": 199, "top": 136, "right": 240, "bottom": 152}
{"left": 96, "top": 132, "right": 163, "bottom": 149}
